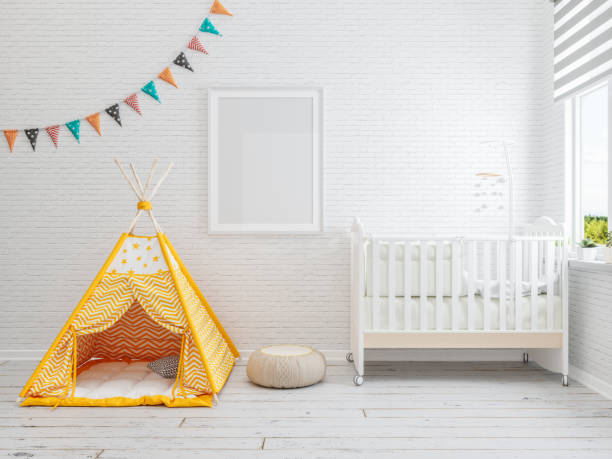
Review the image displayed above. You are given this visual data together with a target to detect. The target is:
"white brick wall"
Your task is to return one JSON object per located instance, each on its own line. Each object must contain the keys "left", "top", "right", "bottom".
{"left": 0, "top": 0, "right": 555, "bottom": 352}
{"left": 569, "top": 266, "right": 612, "bottom": 388}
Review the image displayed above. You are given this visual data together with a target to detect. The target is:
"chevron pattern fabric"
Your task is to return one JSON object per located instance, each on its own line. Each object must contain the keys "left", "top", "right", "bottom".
{"left": 27, "top": 332, "right": 74, "bottom": 397}
{"left": 182, "top": 328, "right": 212, "bottom": 394}
{"left": 72, "top": 274, "right": 133, "bottom": 335}
{"left": 77, "top": 334, "right": 96, "bottom": 366}
{"left": 130, "top": 272, "right": 187, "bottom": 334}
{"left": 95, "top": 302, "right": 181, "bottom": 361}
{"left": 173, "top": 262, "right": 235, "bottom": 392}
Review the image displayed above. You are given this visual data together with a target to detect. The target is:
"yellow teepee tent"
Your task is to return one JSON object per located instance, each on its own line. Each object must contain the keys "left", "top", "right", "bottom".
{"left": 20, "top": 160, "right": 239, "bottom": 407}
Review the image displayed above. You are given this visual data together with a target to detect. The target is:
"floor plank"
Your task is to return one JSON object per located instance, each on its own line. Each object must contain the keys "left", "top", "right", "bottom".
{"left": 2, "top": 360, "right": 611, "bottom": 457}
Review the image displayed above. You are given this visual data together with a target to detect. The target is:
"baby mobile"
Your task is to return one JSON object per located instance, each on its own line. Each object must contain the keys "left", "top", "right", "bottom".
{"left": 3, "top": 0, "right": 233, "bottom": 153}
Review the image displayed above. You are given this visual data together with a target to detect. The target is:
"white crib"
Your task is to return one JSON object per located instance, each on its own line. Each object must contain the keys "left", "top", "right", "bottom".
{"left": 349, "top": 216, "right": 569, "bottom": 386}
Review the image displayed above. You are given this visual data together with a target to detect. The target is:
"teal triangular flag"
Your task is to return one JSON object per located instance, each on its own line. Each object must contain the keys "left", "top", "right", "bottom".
{"left": 66, "top": 120, "right": 80, "bottom": 143}
{"left": 141, "top": 81, "right": 161, "bottom": 103}
{"left": 200, "top": 17, "right": 221, "bottom": 35}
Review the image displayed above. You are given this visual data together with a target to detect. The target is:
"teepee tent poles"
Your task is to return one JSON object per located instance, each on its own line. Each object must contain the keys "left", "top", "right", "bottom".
{"left": 114, "top": 158, "right": 173, "bottom": 234}
{"left": 129, "top": 163, "right": 146, "bottom": 197}
{"left": 149, "top": 161, "right": 174, "bottom": 200}
{"left": 143, "top": 158, "right": 158, "bottom": 196}
{"left": 114, "top": 158, "right": 142, "bottom": 200}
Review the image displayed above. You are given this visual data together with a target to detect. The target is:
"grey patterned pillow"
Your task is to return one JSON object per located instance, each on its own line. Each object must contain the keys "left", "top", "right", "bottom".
{"left": 147, "top": 355, "right": 180, "bottom": 379}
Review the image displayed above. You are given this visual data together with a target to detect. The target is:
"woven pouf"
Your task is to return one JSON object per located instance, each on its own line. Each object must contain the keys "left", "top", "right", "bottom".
{"left": 247, "top": 345, "right": 326, "bottom": 389}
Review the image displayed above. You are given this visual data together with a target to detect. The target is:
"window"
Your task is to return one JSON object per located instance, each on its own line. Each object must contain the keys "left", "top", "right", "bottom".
{"left": 568, "top": 80, "right": 610, "bottom": 247}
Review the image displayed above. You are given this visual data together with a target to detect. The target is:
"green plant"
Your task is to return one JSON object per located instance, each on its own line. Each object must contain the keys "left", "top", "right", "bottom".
{"left": 584, "top": 215, "right": 608, "bottom": 244}
{"left": 578, "top": 238, "right": 597, "bottom": 248}
{"left": 607, "top": 231, "right": 612, "bottom": 248}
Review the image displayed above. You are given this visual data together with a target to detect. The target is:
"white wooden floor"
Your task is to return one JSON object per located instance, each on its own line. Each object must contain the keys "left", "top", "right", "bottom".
{"left": 2, "top": 360, "right": 612, "bottom": 458}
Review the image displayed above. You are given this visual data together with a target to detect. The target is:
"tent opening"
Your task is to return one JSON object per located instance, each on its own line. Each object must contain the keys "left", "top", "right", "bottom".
{"left": 72, "top": 301, "right": 183, "bottom": 401}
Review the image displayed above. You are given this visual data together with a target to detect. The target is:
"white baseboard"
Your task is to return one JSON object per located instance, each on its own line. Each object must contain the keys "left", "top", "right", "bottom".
{"left": 570, "top": 364, "right": 612, "bottom": 400}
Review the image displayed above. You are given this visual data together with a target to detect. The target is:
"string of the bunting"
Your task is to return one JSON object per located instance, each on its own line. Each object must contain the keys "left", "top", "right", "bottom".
{"left": 3, "top": 0, "right": 232, "bottom": 153}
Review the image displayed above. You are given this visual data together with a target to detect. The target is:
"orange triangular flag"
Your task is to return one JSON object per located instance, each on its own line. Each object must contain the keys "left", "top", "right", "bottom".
{"left": 4, "top": 130, "right": 17, "bottom": 152}
{"left": 210, "top": 0, "right": 232, "bottom": 16}
{"left": 86, "top": 113, "right": 102, "bottom": 136}
{"left": 158, "top": 67, "right": 178, "bottom": 88}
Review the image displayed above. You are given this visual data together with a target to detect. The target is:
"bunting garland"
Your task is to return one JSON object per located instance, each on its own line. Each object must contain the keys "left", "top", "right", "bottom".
{"left": 141, "top": 81, "right": 161, "bottom": 103}
{"left": 24, "top": 129, "right": 39, "bottom": 151}
{"left": 188, "top": 36, "right": 207, "bottom": 54}
{"left": 158, "top": 67, "right": 178, "bottom": 88}
{"left": 105, "top": 104, "right": 122, "bottom": 126}
{"left": 210, "top": 0, "right": 232, "bottom": 16}
{"left": 124, "top": 94, "right": 142, "bottom": 116}
{"left": 86, "top": 113, "right": 102, "bottom": 136}
{"left": 200, "top": 18, "right": 221, "bottom": 35}
{"left": 66, "top": 120, "right": 80, "bottom": 143}
{"left": 4, "top": 130, "right": 17, "bottom": 153}
{"left": 46, "top": 126, "right": 60, "bottom": 148}
{"left": 2, "top": 0, "right": 233, "bottom": 153}
{"left": 173, "top": 52, "right": 194, "bottom": 72}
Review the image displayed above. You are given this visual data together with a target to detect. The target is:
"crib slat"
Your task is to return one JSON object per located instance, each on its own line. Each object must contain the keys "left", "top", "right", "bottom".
{"left": 482, "top": 241, "right": 491, "bottom": 331}
{"left": 435, "top": 241, "right": 443, "bottom": 330}
{"left": 404, "top": 240, "right": 412, "bottom": 330}
{"left": 451, "top": 240, "right": 460, "bottom": 330}
{"left": 546, "top": 240, "right": 555, "bottom": 330}
{"left": 515, "top": 241, "right": 523, "bottom": 331}
{"left": 372, "top": 239, "right": 380, "bottom": 330}
{"left": 467, "top": 240, "right": 476, "bottom": 331}
{"left": 420, "top": 242, "right": 428, "bottom": 330}
{"left": 388, "top": 241, "right": 396, "bottom": 330}
{"left": 530, "top": 240, "right": 538, "bottom": 330}
{"left": 498, "top": 240, "right": 507, "bottom": 331}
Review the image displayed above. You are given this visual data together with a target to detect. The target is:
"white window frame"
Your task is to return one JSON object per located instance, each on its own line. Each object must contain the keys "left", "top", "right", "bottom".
{"left": 565, "top": 77, "right": 612, "bottom": 251}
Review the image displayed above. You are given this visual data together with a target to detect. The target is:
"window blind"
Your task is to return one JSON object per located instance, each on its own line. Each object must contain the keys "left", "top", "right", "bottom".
{"left": 554, "top": 0, "right": 612, "bottom": 100}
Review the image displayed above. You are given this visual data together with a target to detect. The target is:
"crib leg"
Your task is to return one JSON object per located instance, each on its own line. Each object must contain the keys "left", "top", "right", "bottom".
{"left": 522, "top": 352, "right": 529, "bottom": 364}
{"left": 561, "top": 375, "right": 569, "bottom": 387}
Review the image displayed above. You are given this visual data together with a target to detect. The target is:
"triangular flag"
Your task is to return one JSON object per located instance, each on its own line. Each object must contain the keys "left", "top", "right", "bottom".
{"left": 125, "top": 93, "right": 142, "bottom": 115}
{"left": 105, "top": 104, "right": 122, "bottom": 126}
{"left": 210, "top": 0, "right": 232, "bottom": 16}
{"left": 173, "top": 52, "right": 194, "bottom": 72}
{"left": 46, "top": 126, "right": 60, "bottom": 148}
{"left": 187, "top": 36, "right": 208, "bottom": 54}
{"left": 4, "top": 130, "right": 17, "bottom": 152}
{"left": 158, "top": 67, "right": 178, "bottom": 88}
{"left": 200, "top": 18, "right": 221, "bottom": 35}
{"left": 24, "top": 128, "right": 39, "bottom": 151}
{"left": 86, "top": 113, "right": 102, "bottom": 136}
{"left": 141, "top": 81, "right": 161, "bottom": 103}
{"left": 66, "top": 119, "right": 80, "bottom": 142}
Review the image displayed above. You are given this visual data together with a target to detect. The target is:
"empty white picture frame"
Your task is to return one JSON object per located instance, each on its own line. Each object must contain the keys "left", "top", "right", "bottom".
{"left": 208, "top": 88, "right": 322, "bottom": 234}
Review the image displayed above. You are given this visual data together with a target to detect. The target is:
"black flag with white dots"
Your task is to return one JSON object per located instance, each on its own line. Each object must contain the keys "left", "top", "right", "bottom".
{"left": 105, "top": 104, "right": 122, "bottom": 126}
{"left": 24, "top": 128, "right": 39, "bottom": 151}
{"left": 173, "top": 52, "right": 194, "bottom": 72}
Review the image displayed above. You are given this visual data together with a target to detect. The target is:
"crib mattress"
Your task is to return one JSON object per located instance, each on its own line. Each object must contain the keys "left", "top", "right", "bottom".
{"left": 362, "top": 295, "right": 563, "bottom": 331}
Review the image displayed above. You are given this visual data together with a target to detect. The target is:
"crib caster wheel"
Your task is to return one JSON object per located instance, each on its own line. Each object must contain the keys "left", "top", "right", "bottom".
{"left": 353, "top": 375, "right": 364, "bottom": 386}
{"left": 562, "top": 375, "right": 568, "bottom": 387}
{"left": 346, "top": 352, "right": 354, "bottom": 363}
{"left": 522, "top": 352, "right": 529, "bottom": 364}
